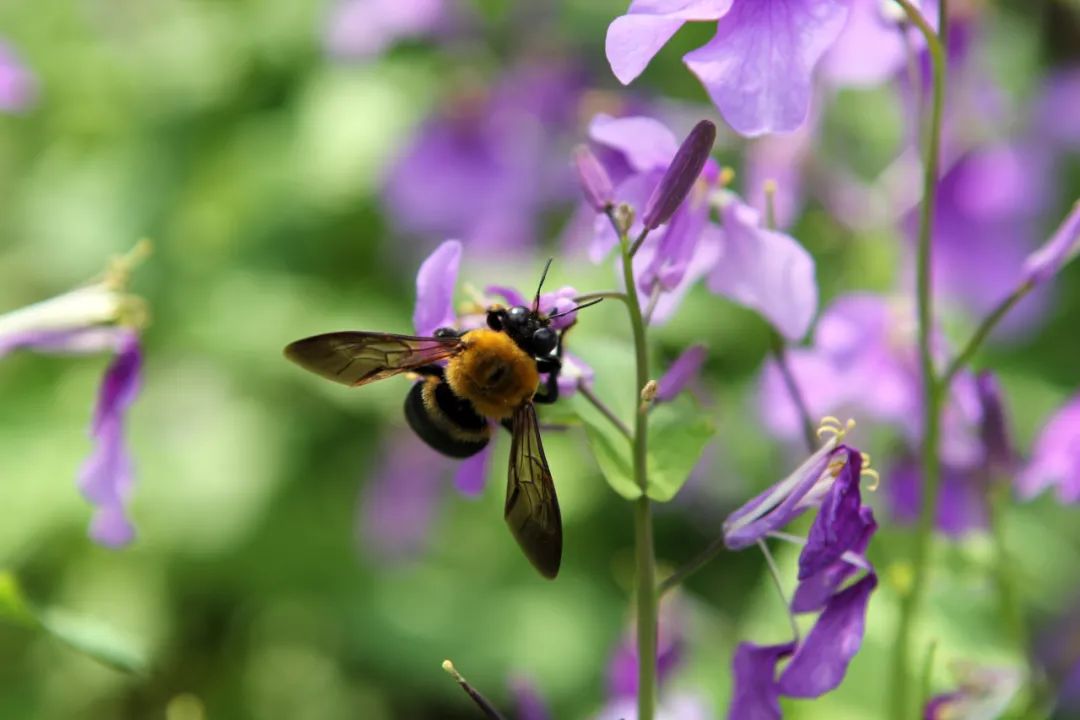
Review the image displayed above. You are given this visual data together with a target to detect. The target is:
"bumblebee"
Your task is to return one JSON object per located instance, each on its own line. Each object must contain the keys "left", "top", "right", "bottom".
{"left": 284, "top": 265, "right": 595, "bottom": 579}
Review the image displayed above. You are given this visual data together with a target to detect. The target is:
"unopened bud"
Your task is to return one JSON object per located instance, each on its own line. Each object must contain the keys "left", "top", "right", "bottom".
{"left": 613, "top": 203, "right": 635, "bottom": 236}
{"left": 573, "top": 145, "right": 614, "bottom": 212}
{"left": 641, "top": 380, "right": 658, "bottom": 403}
{"left": 642, "top": 120, "right": 716, "bottom": 230}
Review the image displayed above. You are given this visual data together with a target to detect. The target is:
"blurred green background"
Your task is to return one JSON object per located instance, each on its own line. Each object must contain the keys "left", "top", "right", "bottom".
{"left": 1, "top": 1, "right": 1080, "bottom": 718}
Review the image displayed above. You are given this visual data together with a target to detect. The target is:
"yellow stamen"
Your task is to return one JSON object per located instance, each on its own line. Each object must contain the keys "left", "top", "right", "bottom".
{"left": 719, "top": 166, "right": 736, "bottom": 187}
{"left": 816, "top": 416, "right": 856, "bottom": 442}
{"left": 104, "top": 239, "right": 152, "bottom": 291}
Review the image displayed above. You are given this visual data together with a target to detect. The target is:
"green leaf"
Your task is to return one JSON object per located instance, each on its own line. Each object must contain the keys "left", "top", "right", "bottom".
{"left": 0, "top": 572, "right": 35, "bottom": 627}
{"left": 569, "top": 393, "right": 640, "bottom": 500}
{"left": 35, "top": 608, "right": 149, "bottom": 675}
{"left": 646, "top": 396, "right": 715, "bottom": 502}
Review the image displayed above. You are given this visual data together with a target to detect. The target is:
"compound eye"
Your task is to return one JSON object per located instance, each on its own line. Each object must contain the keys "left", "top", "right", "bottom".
{"left": 532, "top": 327, "right": 557, "bottom": 355}
{"left": 507, "top": 306, "right": 529, "bottom": 326}
{"left": 486, "top": 309, "right": 504, "bottom": 330}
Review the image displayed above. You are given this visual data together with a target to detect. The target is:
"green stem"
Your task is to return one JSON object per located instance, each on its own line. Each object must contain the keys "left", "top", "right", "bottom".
{"left": 940, "top": 282, "right": 1033, "bottom": 388}
{"left": 889, "top": 2, "right": 947, "bottom": 719}
{"left": 619, "top": 232, "right": 657, "bottom": 720}
{"left": 988, "top": 481, "right": 1027, "bottom": 656}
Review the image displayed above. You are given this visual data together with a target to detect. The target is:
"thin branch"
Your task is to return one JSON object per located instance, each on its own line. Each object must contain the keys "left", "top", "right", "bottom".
{"left": 577, "top": 379, "right": 632, "bottom": 440}
{"left": 442, "top": 660, "right": 507, "bottom": 720}
{"left": 940, "top": 283, "right": 1033, "bottom": 389}
{"left": 769, "top": 330, "right": 817, "bottom": 453}
{"left": 757, "top": 539, "right": 800, "bottom": 645}
{"left": 657, "top": 534, "right": 726, "bottom": 597}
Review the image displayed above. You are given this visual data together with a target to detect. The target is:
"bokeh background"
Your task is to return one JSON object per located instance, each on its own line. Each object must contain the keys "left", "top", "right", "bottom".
{"left": 1, "top": 0, "right": 1080, "bottom": 718}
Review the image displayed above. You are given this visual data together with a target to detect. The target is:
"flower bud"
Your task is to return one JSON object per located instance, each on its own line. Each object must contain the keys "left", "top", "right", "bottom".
{"left": 642, "top": 120, "right": 716, "bottom": 230}
{"left": 573, "top": 145, "right": 614, "bottom": 212}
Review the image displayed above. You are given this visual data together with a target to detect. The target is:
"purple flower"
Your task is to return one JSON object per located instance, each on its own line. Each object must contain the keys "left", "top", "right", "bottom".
{"left": 0, "top": 41, "right": 35, "bottom": 113}
{"left": 820, "top": 0, "right": 938, "bottom": 88}
{"left": 642, "top": 120, "right": 717, "bottom": 230}
{"left": 776, "top": 572, "right": 876, "bottom": 697}
{"left": 606, "top": 0, "right": 851, "bottom": 136}
{"left": 383, "top": 63, "right": 584, "bottom": 254}
{"left": 1036, "top": 67, "right": 1080, "bottom": 151}
{"left": 574, "top": 145, "right": 615, "bottom": 212}
{"left": 887, "top": 458, "right": 989, "bottom": 538}
{"left": 707, "top": 192, "right": 817, "bottom": 340}
{"left": 656, "top": 345, "right": 707, "bottom": 402}
{"left": 0, "top": 248, "right": 148, "bottom": 547}
{"left": 598, "top": 596, "right": 715, "bottom": 720}
{"left": 722, "top": 422, "right": 877, "bottom": 714}
{"left": 728, "top": 642, "right": 793, "bottom": 720}
{"left": 923, "top": 665, "right": 1022, "bottom": 720}
{"left": 914, "top": 144, "right": 1054, "bottom": 335}
{"left": 325, "top": 0, "right": 449, "bottom": 59}
{"left": 509, "top": 676, "right": 551, "bottom": 720}
{"left": 583, "top": 113, "right": 723, "bottom": 324}
{"left": 358, "top": 433, "right": 449, "bottom": 562}
{"left": 758, "top": 295, "right": 982, "bottom": 466}
{"left": 1017, "top": 393, "right": 1080, "bottom": 503}
{"left": 1020, "top": 200, "right": 1080, "bottom": 287}
{"left": 414, "top": 239, "right": 462, "bottom": 336}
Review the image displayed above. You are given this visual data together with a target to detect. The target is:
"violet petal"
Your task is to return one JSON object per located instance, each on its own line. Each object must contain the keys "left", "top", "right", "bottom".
{"left": 413, "top": 240, "right": 462, "bottom": 336}
{"left": 727, "top": 641, "right": 795, "bottom": 720}
{"left": 642, "top": 120, "right": 717, "bottom": 230}
{"left": 777, "top": 572, "right": 877, "bottom": 697}
{"left": 683, "top": 0, "right": 851, "bottom": 136}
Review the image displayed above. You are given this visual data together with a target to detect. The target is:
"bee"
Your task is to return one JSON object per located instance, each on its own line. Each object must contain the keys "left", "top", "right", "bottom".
{"left": 283, "top": 263, "right": 598, "bottom": 579}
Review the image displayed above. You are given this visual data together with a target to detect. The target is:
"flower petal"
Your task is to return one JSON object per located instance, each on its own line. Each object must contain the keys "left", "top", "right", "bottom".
{"left": 78, "top": 331, "right": 141, "bottom": 548}
{"left": 414, "top": 240, "right": 462, "bottom": 336}
{"left": 777, "top": 572, "right": 876, "bottom": 697}
{"left": 792, "top": 506, "right": 875, "bottom": 613}
{"left": 708, "top": 196, "right": 818, "bottom": 340}
{"left": 887, "top": 458, "right": 989, "bottom": 537}
{"left": 605, "top": 1, "right": 734, "bottom": 85}
{"left": 656, "top": 345, "right": 707, "bottom": 402}
{"left": 589, "top": 115, "right": 680, "bottom": 173}
{"left": 509, "top": 675, "right": 551, "bottom": 720}
{"left": 642, "top": 120, "right": 717, "bottom": 230}
{"left": 358, "top": 432, "right": 447, "bottom": 562}
{"left": 798, "top": 452, "right": 872, "bottom": 580}
{"left": 723, "top": 438, "right": 840, "bottom": 549}
{"left": 683, "top": 0, "right": 851, "bottom": 136}
{"left": 1017, "top": 393, "right": 1080, "bottom": 504}
{"left": 0, "top": 41, "right": 36, "bottom": 113}
{"left": 727, "top": 641, "right": 795, "bottom": 720}
{"left": 454, "top": 443, "right": 493, "bottom": 496}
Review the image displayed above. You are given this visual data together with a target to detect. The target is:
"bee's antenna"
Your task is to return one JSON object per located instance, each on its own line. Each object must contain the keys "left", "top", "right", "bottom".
{"left": 533, "top": 258, "right": 554, "bottom": 312}
{"left": 547, "top": 297, "right": 603, "bottom": 320}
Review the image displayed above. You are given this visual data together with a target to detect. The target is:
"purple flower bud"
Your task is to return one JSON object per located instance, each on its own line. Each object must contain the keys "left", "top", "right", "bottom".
{"left": 655, "top": 344, "right": 707, "bottom": 402}
{"left": 642, "top": 120, "right": 717, "bottom": 231}
{"left": 1021, "top": 200, "right": 1080, "bottom": 285}
{"left": 573, "top": 145, "right": 614, "bottom": 212}
{"left": 975, "top": 371, "right": 1015, "bottom": 474}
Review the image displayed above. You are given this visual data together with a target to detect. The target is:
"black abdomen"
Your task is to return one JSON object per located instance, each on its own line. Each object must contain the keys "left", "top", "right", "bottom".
{"left": 404, "top": 380, "right": 491, "bottom": 458}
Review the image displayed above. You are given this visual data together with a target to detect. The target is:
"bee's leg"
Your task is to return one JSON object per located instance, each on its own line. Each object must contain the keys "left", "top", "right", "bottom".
{"left": 433, "top": 327, "right": 461, "bottom": 338}
{"left": 533, "top": 355, "right": 562, "bottom": 405}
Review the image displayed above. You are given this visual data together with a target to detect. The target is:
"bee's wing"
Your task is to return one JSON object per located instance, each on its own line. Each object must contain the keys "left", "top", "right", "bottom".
{"left": 505, "top": 402, "right": 562, "bottom": 578}
{"left": 284, "top": 332, "right": 463, "bottom": 387}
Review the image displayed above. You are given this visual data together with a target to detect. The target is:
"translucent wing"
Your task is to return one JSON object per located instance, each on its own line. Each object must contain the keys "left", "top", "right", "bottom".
{"left": 283, "top": 332, "right": 463, "bottom": 387}
{"left": 505, "top": 402, "right": 562, "bottom": 578}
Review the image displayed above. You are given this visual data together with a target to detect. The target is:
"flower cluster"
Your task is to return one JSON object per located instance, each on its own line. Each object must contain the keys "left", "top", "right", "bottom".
{"left": 577, "top": 114, "right": 817, "bottom": 339}
{"left": 723, "top": 419, "right": 879, "bottom": 716}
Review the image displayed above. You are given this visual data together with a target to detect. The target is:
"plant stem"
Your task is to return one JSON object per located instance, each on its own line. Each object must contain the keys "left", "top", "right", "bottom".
{"left": 619, "top": 232, "right": 658, "bottom": 720}
{"left": 889, "top": 2, "right": 947, "bottom": 718}
{"left": 941, "top": 282, "right": 1033, "bottom": 387}
{"left": 577, "top": 380, "right": 632, "bottom": 440}
{"left": 988, "top": 481, "right": 1027, "bottom": 655}
{"left": 768, "top": 330, "right": 817, "bottom": 453}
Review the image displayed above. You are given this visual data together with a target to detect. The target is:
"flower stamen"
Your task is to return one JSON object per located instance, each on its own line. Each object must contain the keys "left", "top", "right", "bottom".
{"left": 860, "top": 452, "right": 881, "bottom": 492}
{"left": 816, "top": 416, "right": 856, "bottom": 442}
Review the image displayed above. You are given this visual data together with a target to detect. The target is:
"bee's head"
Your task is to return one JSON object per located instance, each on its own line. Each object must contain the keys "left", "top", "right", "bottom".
{"left": 485, "top": 305, "right": 556, "bottom": 357}
{"left": 484, "top": 258, "right": 600, "bottom": 358}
